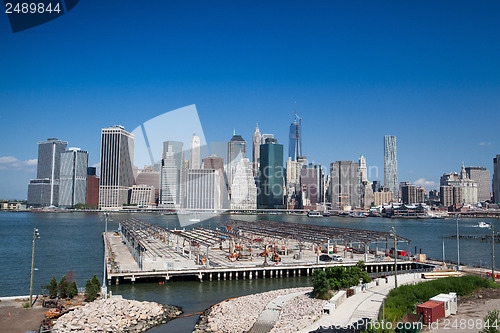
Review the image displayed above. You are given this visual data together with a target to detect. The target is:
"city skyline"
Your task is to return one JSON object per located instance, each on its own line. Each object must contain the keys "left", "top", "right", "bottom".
{"left": 1, "top": 1, "right": 500, "bottom": 199}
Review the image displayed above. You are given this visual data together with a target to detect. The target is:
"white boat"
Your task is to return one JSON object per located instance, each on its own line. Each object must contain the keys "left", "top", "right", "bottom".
{"left": 478, "top": 222, "right": 491, "bottom": 228}
{"left": 307, "top": 211, "right": 323, "bottom": 217}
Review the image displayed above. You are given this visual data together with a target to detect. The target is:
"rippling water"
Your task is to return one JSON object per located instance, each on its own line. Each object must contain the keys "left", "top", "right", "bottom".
{"left": 0, "top": 212, "right": 497, "bottom": 332}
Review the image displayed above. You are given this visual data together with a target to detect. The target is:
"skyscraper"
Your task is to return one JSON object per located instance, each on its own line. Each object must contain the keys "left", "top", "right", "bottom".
{"left": 185, "top": 169, "right": 222, "bottom": 210}
{"left": 359, "top": 154, "right": 368, "bottom": 183}
{"left": 227, "top": 132, "right": 246, "bottom": 187}
{"left": 300, "top": 164, "right": 324, "bottom": 209}
{"left": 230, "top": 158, "right": 257, "bottom": 210}
{"left": 258, "top": 138, "right": 284, "bottom": 209}
{"left": 252, "top": 124, "right": 261, "bottom": 178}
{"left": 440, "top": 163, "right": 478, "bottom": 205}
{"left": 86, "top": 167, "right": 99, "bottom": 207}
{"left": 494, "top": 155, "right": 500, "bottom": 203}
{"left": 465, "top": 166, "right": 491, "bottom": 202}
{"left": 59, "top": 148, "right": 88, "bottom": 207}
{"left": 27, "top": 138, "right": 68, "bottom": 207}
{"left": 99, "top": 126, "right": 135, "bottom": 210}
{"left": 159, "top": 141, "right": 184, "bottom": 208}
{"left": 330, "top": 161, "right": 359, "bottom": 210}
{"left": 288, "top": 112, "right": 302, "bottom": 161}
{"left": 190, "top": 133, "right": 200, "bottom": 169}
{"left": 384, "top": 135, "right": 398, "bottom": 200}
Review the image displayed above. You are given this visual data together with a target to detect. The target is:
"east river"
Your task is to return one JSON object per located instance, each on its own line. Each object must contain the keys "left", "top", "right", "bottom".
{"left": 0, "top": 212, "right": 498, "bottom": 332}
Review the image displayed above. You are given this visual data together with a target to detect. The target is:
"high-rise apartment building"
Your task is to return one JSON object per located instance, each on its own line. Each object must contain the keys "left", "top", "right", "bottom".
{"left": 27, "top": 138, "right": 68, "bottom": 207}
{"left": 227, "top": 133, "right": 246, "bottom": 187}
{"left": 465, "top": 166, "right": 491, "bottom": 202}
{"left": 258, "top": 138, "right": 284, "bottom": 209}
{"left": 99, "top": 126, "right": 135, "bottom": 209}
{"left": 252, "top": 124, "right": 261, "bottom": 178}
{"left": 384, "top": 135, "right": 398, "bottom": 200}
{"left": 401, "top": 183, "right": 426, "bottom": 204}
{"left": 330, "top": 161, "right": 359, "bottom": 210}
{"left": 59, "top": 148, "right": 88, "bottom": 207}
{"left": 373, "top": 187, "right": 394, "bottom": 206}
{"left": 190, "top": 133, "right": 200, "bottom": 169}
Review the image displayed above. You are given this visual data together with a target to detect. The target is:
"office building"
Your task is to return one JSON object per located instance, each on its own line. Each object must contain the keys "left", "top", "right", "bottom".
{"left": 59, "top": 148, "right": 88, "bottom": 207}
{"left": 372, "top": 180, "right": 381, "bottom": 194}
{"left": 261, "top": 134, "right": 274, "bottom": 143}
{"left": 190, "top": 133, "right": 200, "bottom": 169}
{"left": 359, "top": 154, "right": 368, "bottom": 183}
{"left": 86, "top": 167, "right": 99, "bottom": 207}
{"left": 99, "top": 126, "right": 135, "bottom": 209}
{"left": 441, "top": 163, "right": 478, "bottom": 205}
{"left": 160, "top": 141, "right": 184, "bottom": 209}
{"left": 252, "top": 124, "right": 261, "bottom": 178}
{"left": 227, "top": 132, "right": 246, "bottom": 187}
{"left": 288, "top": 113, "right": 302, "bottom": 161}
{"left": 494, "top": 155, "right": 500, "bottom": 203}
{"left": 129, "top": 185, "right": 155, "bottom": 206}
{"left": 465, "top": 166, "right": 491, "bottom": 202}
{"left": 300, "top": 164, "right": 324, "bottom": 209}
{"left": 203, "top": 154, "right": 226, "bottom": 208}
{"left": 330, "top": 161, "right": 359, "bottom": 210}
{"left": 27, "top": 138, "right": 68, "bottom": 207}
{"left": 230, "top": 158, "right": 257, "bottom": 210}
{"left": 185, "top": 169, "right": 222, "bottom": 210}
{"left": 258, "top": 138, "right": 284, "bottom": 209}
{"left": 384, "top": 135, "right": 398, "bottom": 200}
{"left": 135, "top": 166, "right": 160, "bottom": 203}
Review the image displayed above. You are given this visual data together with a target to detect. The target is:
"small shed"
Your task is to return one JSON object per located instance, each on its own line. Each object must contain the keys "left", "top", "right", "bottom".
{"left": 416, "top": 300, "right": 445, "bottom": 324}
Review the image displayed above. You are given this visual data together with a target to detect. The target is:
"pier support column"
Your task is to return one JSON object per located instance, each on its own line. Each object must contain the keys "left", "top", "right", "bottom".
{"left": 131, "top": 276, "right": 135, "bottom": 284}
{"left": 286, "top": 270, "right": 289, "bottom": 277}
{"left": 298, "top": 269, "right": 301, "bottom": 276}
{"left": 236, "top": 272, "right": 238, "bottom": 280}
{"left": 198, "top": 273, "right": 203, "bottom": 282}
{"left": 115, "top": 278, "right": 119, "bottom": 285}
{"left": 243, "top": 272, "right": 246, "bottom": 279}
{"left": 223, "top": 273, "right": 226, "bottom": 280}
{"left": 263, "top": 270, "right": 266, "bottom": 279}
{"left": 249, "top": 272, "right": 253, "bottom": 280}
{"left": 280, "top": 270, "right": 283, "bottom": 277}
{"left": 306, "top": 268, "right": 309, "bottom": 276}
{"left": 229, "top": 272, "right": 232, "bottom": 280}
{"left": 209, "top": 273, "right": 212, "bottom": 281}
{"left": 218, "top": 273, "right": 220, "bottom": 281}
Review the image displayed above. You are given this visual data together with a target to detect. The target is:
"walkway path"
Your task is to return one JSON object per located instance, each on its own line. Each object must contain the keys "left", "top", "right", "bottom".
{"left": 249, "top": 291, "right": 307, "bottom": 333}
{"left": 298, "top": 273, "right": 423, "bottom": 332}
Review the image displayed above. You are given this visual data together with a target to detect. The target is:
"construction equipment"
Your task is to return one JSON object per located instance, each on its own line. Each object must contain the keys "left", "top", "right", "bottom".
{"left": 271, "top": 252, "right": 281, "bottom": 262}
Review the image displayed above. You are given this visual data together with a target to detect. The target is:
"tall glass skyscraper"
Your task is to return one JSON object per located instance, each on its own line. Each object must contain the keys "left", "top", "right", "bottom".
{"left": 99, "top": 125, "right": 135, "bottom": 209}
{"left": 59, "top": 148, "right": 88, "bottom": 207}
{"left": 258, "top": 138, "right": 284, "bottom": 209}
{"left": 288, "top": 113, "right": 302, "bottom": 161}
{"left": 27, "top": 138, "right": 68, "bottom": 207}
{"left": 384, "top": 135, "right": 399, "bottom": 200}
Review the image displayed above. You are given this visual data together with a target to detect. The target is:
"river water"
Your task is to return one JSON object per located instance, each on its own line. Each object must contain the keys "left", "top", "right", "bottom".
{"left": 0, "top": 212, "right": 497, "bottom": 331}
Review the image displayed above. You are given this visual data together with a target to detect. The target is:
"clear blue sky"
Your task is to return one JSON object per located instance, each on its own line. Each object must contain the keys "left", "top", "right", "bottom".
{"left": 0, "top": 1, "right": 499, "bottom": 199}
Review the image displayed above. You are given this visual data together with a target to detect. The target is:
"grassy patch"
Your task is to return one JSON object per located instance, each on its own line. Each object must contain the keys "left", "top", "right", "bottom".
{"left": 384, "top": 275, "right": 497, "bottom": 322}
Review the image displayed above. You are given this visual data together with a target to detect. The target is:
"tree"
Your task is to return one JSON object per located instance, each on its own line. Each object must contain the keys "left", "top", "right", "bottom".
{"left": 84, "top": 275, "right": 101, "bottom": 301}
{"left": 58, "top": 275, "right": 68, "bottom": 299}
{"left": 43, "top": 276, "right": 58, "bottom": 299}
{"left": 91, "top": 274, "right": 101, "bottom": 293}
{"left": 67, "top": 282, "right": 78, "bottom": 299}
{"left": 480, "top": 310, "right": 500, "bottom": 333}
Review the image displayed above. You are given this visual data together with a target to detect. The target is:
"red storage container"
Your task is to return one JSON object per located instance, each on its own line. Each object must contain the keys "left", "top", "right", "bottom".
{"left": 416, "top": 301, "right": 445, "bottom": 324}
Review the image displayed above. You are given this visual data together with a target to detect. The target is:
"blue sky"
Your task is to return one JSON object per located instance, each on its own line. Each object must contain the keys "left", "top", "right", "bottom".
{"left": 0, "top": 0, "right": 499, "bottom": 199}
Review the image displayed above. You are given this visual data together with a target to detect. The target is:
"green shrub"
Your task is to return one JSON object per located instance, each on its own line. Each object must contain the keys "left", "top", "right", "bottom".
{"left": 480, "top": 309, "right": 500, "bottom": 333}
{"left": 312, "top": 261, "right": 372, "bottom": 299}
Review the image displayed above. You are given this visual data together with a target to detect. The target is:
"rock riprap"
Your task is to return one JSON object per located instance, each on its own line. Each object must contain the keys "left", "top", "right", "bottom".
{"left": 271, "top": 293, "right": 327, "bottom": 332}
{"left": 53, "top": 297, "right": 182, "bottom": 332}
{"left": 194, "top": 287, "right": 312, "bottom": 333}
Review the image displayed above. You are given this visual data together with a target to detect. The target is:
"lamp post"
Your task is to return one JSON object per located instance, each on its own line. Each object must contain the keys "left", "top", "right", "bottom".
{"left": 456, "top": 214, "right": 460, "bottom": 271}
{"left": 29, "top": 228, "right": 40, "bottom": 308}
{"left": 492, "top": 224, "right": 495, "bottom": 282}
{"left": 391, "top": 226, "right": 397, "bottom": 288}
{"left": 102, "top": 213, "right": 110, "bottom": 298}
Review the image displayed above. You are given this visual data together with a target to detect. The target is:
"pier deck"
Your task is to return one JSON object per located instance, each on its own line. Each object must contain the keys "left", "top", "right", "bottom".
{"left": 105, "top": 218, "right": 433, "bottom": 284}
